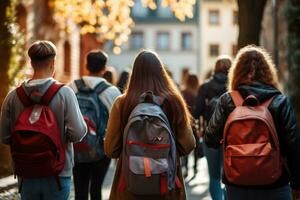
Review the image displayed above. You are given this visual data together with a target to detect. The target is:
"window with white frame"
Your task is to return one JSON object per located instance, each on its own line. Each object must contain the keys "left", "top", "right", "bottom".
{"left": 156, "top": 32, "right": 170, "bottom": 50}
{"left": 209, "top": 10, "right": 220, "bottom": 25}
{"left": 130, "top": 32, "right": 144, "bottom": 50}
{"left": 181, "top": 32, "right": 193, "bottom": 50}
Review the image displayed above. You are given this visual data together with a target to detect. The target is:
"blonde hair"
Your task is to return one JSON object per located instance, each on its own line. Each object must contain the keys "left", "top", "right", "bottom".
{"left": 28, "top": 40, "right": 56, "bottom": 62}
{"left": 228, "top": 45, "right": 280, "bottom": 91}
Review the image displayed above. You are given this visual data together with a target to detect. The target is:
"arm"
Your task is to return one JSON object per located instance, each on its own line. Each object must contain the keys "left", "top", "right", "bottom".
{"left": 175, "top": 125, "right": 196, "bottom": 156}
{"left": 100, "top": 86, "right": 121, "bottom": 112}
{"left": 63, "top": 86, "right": 87, "bottom": 142}
{"left": 0, "top": 92, "right": 13, "bottom": 144}
{"left": 104, "top": 96, "right": 123, "bottom": 158}
{"left": 205, "top": 93, "right": 231, "bottom": 148}
{"left": 276, "top": 96, "right": 300, "bottom": 189}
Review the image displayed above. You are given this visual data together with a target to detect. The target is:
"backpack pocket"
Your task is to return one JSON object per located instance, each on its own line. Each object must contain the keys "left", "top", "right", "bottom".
{"left": 224, "top": 142, "right": 281, "bottom": 185}
{"left": 12, "top": 150, "right": 59, "bottom": 178}
{"left": 127, "top": 156, "right": 169, "bottom": 195}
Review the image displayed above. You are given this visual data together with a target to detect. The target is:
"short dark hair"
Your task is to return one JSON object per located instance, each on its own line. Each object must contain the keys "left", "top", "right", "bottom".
{"left": 28, "top": 40, "right": 56, "bottom": 68}
{"left": 86, "top": 50, "right": 108, "bottom": 73}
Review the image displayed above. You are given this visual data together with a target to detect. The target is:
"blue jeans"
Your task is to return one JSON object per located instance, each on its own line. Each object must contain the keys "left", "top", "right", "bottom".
{"left": 20, "top": 177, "right": 71, "bottom": 200}
{"left": 226, "top": 184, "right": 292, "bottom": 200}
{"left": 203, "top": 143, "right": 224, "bottom": 200}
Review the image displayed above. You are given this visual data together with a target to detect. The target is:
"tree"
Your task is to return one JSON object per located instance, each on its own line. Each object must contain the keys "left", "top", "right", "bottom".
{"left": 0, "top": 0, "right": 13, "bottom": 177}
{"left": 286, "top": 0, "right": 300, "bottom": 123}
{"left": 237, "top": 0, "right": 268, "bottom": 49}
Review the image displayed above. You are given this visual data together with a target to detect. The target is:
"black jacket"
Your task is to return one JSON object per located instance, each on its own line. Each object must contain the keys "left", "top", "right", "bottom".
{"left": 205, "top": 82, "right": 300, "bottom": 189}
{"left": 193, "top": 73, "right": 227, "bottom": 121}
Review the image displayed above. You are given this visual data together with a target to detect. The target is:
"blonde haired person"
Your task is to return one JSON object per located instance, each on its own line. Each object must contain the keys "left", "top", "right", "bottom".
{"left": 205, "top": 45, "right": 300, "bottom": 200}
{"left": 104, "top": 50, "right": 195, "bottom": 200}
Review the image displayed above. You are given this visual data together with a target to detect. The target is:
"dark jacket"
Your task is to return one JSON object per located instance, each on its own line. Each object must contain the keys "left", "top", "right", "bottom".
{"left": 205, "top": 82, "right": 300, "bottom": 189}
{"left": 193, "top": 73, "right": 227, "bottom": 121}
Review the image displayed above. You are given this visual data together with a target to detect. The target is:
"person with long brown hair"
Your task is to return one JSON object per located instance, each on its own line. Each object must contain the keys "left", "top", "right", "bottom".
{"left": 104, "top": 50, "right": 195, "bottom": 200}
{"left": 205, "top": 45, "right": 300, "bottom": 200}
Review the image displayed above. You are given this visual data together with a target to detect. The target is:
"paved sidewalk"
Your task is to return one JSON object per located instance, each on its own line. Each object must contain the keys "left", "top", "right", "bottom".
{"left": 0, "top": 155, "right": 212, "bottom": 200}
{"left": 70, "top": 156, "right": 211, "bottom": 200}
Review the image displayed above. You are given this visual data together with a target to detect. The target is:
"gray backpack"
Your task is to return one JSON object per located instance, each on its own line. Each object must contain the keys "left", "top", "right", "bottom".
{"left": 120, "top": 91, "right": 179, "bottom": 195}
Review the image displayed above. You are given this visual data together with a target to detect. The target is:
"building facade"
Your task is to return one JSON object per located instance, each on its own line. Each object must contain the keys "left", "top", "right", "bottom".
{"left": 200, "top": 0, "right": 238, "bottom": 77}
{"left": 15, "top": 0, "right": 94, "bottom": 83}
{"left": 105, "top": 0, "right": 200, "bottom": 83}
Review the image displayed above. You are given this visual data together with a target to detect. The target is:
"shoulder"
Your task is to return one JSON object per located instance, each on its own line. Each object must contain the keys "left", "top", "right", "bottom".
{"left": 2, "top": 88, "right": 17, "bottom": 107}
{"left": 104, "top": 85, "right": 121, "bottom": 96}
{"left": 56, "top": 85, "right": 77, "bottom": 100}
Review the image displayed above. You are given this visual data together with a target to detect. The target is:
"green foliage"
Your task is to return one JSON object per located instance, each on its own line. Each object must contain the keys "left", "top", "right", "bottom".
{"left": 6, "top": 0, "right": 26, "bottom": 89}
{"left": 286, "top": 0, "right": 300, "bottom": 120}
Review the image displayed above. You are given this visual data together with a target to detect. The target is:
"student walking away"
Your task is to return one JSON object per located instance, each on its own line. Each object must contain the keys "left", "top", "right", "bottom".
{"left": 181, "top": 74, "right": 203, "bottom": 178}
{"left": 205, "top": 45, "right": 300, "bottom": 200}
{"left": 0, "top": 40, "right": 87, "bottom": 200}
{"left": 193, "top": 56, "right": 232, "bottom": 200}
{"left": 117, "top": 69, "right": 130, "bottom": 93}
{"left": 104, "top": 50, "right": 196, "bottom": 200}
{"left": 103, "top": 66, "right": 118, "bottom": 85}
{"left": 70, "top": 50, "right": 121, "bottom": 200}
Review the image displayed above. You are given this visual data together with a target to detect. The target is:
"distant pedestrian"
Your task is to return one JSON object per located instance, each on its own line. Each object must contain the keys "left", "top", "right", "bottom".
{"left": 181, "top": 74, "right": 202, "bottom": 178}
{"left": 193, "top": 55, "right": 232, "bottom": 200}
{"left": 117, "top": 69, "right": 130, "bottom": 93}
{"left": 0, "top": 40, "right": 87, "bottom": 200}
{"left": 70, "top": 50, "right": 121, "bottom": 200}
{"left": 103, "top": 66, "right": 118, "bottom": 85}
{"left": 180, "top": 68, "right": 190, "bottom": 90}
{"left": 104, "top": 50, "right": 196, "bottom": 200}
{"left": 205, "top": 45, "right": 300, "bottom": 200}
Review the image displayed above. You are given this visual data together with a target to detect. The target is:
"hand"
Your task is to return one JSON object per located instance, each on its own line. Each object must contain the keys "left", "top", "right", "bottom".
{"left": 292, "top": 189, "right": 300, "bottom": 200}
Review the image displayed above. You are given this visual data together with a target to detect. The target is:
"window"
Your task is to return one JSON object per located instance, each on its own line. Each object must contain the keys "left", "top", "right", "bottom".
{"left": 132, "top": 0, "right": 148, "bottom": 17}
{"left": 181, "top": 32, "right": 193, "bottom": 50}
{"left": 233, "top": 10, "right": 238, "bottom": 25}
{"left": 156, "top": 32, "right": 170, "bottom": 50}
{"left": 232, "top": 44, "right": 237, "bottom": 56}
{"left": 209, "top": 10, "right": 220, "bottom": 25}
{"left": 157, "top": 0, "right": 172, "bottom": 17}
{"left": 130, "top": 32, "right": 144, "bottom": 50}
{"left": 209, "top": 44, "right": 219, "bottom": 57}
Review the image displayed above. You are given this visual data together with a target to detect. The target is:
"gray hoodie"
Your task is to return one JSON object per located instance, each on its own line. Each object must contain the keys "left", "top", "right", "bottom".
{"left": 0, "top": 78, "right": 87, "bottom": 177}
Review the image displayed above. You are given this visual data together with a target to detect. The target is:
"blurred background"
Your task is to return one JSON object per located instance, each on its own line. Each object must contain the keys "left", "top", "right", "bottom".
{"left": 0, "top": 0, "right": 299, "bottom": 194}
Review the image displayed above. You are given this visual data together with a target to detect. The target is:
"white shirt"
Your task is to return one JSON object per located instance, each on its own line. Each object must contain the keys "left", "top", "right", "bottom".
{"left": 69, "top": 76, "right": 121, "bottom": 112}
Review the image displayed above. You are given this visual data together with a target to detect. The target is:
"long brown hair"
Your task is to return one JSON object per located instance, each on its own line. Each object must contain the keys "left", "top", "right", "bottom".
{"left": 228, "top": 45, "right": 280, "bottom": 90}
{"left": 122, "top": 50, "right": 191, "bottom": 130}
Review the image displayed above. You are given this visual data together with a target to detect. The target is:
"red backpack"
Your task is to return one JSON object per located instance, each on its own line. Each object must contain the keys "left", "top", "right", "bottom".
{"left": 12, "top": 83, "right": 65, "bottom": 179}
{"left": 223, "top": 91, "right": 282, "bottom": 185}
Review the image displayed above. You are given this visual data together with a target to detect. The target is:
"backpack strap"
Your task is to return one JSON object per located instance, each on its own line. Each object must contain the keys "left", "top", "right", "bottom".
{"left": 41, "top": 83, "right": 64, "bottom": 105}
{"left": 74, "top": 78, "right": 91, "bottom": 92}
{"left": 261, "top": 96, "right": 275, "bottom": 107}
{"left": 94, "top": 81, "right": 111, "bottom": 95}
{"left": 16, "top": 85, "right": 34, "bottom": 107}
{"left": 229, "top": 90, "right": 244, "bottom": 107}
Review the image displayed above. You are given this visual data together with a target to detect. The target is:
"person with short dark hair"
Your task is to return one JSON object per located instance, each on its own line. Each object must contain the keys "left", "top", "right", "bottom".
{"left": 117, "top": 69, "right": 130, "bottom": 93}
{"left": 0, "top": 40, "right": 87, "bottom": 200}
{"left": 70, "top": 50, "right": 121, "bottom": 200}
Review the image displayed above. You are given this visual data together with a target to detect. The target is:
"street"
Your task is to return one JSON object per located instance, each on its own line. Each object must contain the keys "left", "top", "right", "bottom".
{"left": 0, "top": 154, "right": 212, "bottom": 200}
{"left": 70, "top": 155, "right": 211, "bottom": 200}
